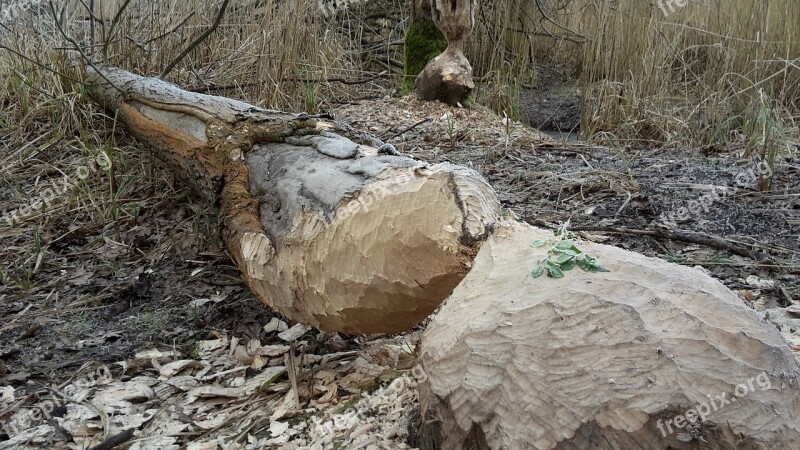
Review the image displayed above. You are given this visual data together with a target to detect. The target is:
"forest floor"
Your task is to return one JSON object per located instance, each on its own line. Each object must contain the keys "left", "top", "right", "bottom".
{"left": 519, "top": 68, "right": 582, "bottom": 135}
{"left": 1, "top": 92, "right": 799, "bottom": 449}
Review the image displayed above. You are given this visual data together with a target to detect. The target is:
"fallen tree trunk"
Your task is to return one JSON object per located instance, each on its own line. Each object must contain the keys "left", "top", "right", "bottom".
{"left": 84, "top": 65, "right": 501, "bottom": 334}
{"left": 419, "top": 221, "right": 800, "bottom": 449}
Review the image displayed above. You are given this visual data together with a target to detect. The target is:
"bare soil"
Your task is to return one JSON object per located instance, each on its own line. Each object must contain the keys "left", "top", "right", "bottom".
{"left": 519, "top": 75, "right": 582, "bottom": 133}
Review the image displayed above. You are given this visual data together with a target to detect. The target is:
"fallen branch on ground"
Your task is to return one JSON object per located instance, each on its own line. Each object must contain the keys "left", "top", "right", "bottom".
{"left": 567, "top": 225, "right": 774, "bottom": 263}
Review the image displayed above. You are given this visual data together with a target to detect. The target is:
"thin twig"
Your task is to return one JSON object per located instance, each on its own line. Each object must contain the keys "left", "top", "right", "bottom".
{"left": 282, "top": 70, "right": 387, "bottom": 85}
{"left": 76, "top": 0, "right": 102, "bottom": 24}
{"left": 287, "top": 341, "right": 301, "bottom": 410}
{"left": 566, "top": 225, "right": 773, "bottom": 263}
{"left": 532, "top": 0, "right": 589, "bottom": 41}
{"left": 104, "top": 0, "right": 132, "bottom": 61}
{"left": 383, "top": 118, "right": 432, "bottom": 141}
{"left": 160, "top": 0, "right": 231, "bottom": 79}
{"left": 188, "top": 70, "right": 388, "bottom": 93}
{"left": 11, "top": 69, "right": 56, "bottom": 99}
{"left": 141, "top": 12, "right": 195, "bottom": 46}
{"left": 76, "top": 0, "right": 97, "bottom": 55}
{"left": 187, "top": 81, "right": 260, "bottom": 93}
{"left": 108, "top": 0, "right": 132, "bottom": 38}
{"left": 0, "top": 44, "right": 85, "bottom": 85}
{"left": 87, "top": 428, "right": 134, "bottom": 450}
{"left": 48, "top": 1, "right": 122, "bottom": 93}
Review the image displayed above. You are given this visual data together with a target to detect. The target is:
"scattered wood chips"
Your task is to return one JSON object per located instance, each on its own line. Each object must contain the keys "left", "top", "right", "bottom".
{"left": 1, "top": 319, "right": 420, "bottom": 449}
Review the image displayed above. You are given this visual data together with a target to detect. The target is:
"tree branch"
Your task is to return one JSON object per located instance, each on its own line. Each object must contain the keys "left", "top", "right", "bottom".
{"left": 48, "top": 1, "right": 122, "bottom": 93}
{"left": 159, "top": 0, "right": 230, "bottom": 79}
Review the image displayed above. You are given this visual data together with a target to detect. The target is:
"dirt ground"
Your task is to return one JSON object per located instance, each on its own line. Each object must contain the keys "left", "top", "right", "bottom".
{"left": 519, "top": 69, "right": 582, "bottom": 134}
{"left": 337, "top": 96, "right": 800, "bottom": 299}
{"left": 1, "top": 91, "right": 799, "bottom": 448}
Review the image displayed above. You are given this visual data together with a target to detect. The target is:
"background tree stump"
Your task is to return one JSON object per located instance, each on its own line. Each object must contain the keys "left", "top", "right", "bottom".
{"left": 409, "top": 0, "right": 477, "bottom": 105}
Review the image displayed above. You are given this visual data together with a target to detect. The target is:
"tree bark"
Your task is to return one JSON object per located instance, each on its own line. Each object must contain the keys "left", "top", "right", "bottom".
{"left": 419, "top": 221, "right": 800, "bottom": 449}
{"left": 402, "top": 2, "right": 447, "bottom": 93}
{"left": 84, "top": 65, "right": 501, "bottom": 334}
{"left": 410, "top": 0, "right": 477, "bottom": 105}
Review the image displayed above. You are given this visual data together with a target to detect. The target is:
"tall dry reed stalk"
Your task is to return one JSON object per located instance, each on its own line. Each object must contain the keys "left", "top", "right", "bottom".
{"left": 466, "top": 0, "right": 798, "bottom": 149}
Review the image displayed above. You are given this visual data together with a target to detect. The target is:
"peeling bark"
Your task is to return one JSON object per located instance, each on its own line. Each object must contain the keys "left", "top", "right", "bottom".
{"left": 85, "top": 65, "right": 501, "bottom": 334}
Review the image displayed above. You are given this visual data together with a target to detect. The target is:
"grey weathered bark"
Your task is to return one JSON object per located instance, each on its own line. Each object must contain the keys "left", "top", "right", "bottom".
{"left": 412, "top": 0, "right": 477, "bottom": 105}
{"left": 419, "top": 221, "right": 800, "bottom": 449}
{"left": 84, "top": 64, "right": 501, "bottom": 334}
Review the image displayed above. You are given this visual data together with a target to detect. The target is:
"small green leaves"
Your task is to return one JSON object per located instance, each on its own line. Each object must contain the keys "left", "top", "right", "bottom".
{"left": 555, "top": 240, "right": 580, "bottom": 252}
{"left": 530, "top": 231, "right": 610, "bottom": 279}
{"left": 544, "top": 260, "right": 564, "bottom": 278}
{"left": 532, "top": 259, "right": 564, "bottom": 278}
{"left": 556, "top": 253, "right": 574, "bottom": 265}
{"left": 560, "top": 258, "right": 576, "bottom": 271}
{"left": 576, "top": 255, "right": 610, "bottom": 273}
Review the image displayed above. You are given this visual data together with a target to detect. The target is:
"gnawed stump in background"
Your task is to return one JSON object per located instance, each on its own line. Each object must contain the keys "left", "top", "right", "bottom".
{"left": 411, "top": 0, "right": 477, "bottom": 105}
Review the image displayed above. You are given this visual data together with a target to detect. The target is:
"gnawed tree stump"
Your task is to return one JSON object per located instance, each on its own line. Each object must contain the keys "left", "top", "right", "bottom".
{"left": 412, "top": 0, "right": 477, "bottom": 105}
{"left": 419, "top": 221, "right": 800, "bottom": 449}
{"left": 85, "top": 65, "right": 501, "bottom": 334}
{"left": 403, "top": 0, "right": 447, "bottom": 93}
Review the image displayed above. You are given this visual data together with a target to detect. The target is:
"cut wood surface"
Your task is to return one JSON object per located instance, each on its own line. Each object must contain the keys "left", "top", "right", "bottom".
{"left": 85, "top": 65, "right": 501, "bottom": 334}
{"left": 420, "top": 221, "right": 800, "bottom": 449}
{"left": 413, "top": 0, "right": 477, "bottom": 105}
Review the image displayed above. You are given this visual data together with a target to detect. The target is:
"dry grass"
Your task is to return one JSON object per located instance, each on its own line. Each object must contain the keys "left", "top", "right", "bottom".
{"left": 575, "top": 1, "right": 799, "bottom": 150}
{"left": 471, "top": 0, "right": 799, "bottom": 151}
{"left": 1, "top": 0, "right": 387, "bottom": 113}
{"left": 0, "top": 0, "right": 382, "bottom": 292}
{"left": 5, "top": 0, "right": 794, "bottom": 148}
{"left": 464, "top": 0, "right": 800, "bottom": 161}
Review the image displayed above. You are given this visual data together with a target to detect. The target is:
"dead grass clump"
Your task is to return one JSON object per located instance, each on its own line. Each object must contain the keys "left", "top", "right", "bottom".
{"left": 0, "top": 0, "right": 372, "bottom": 298}
{"left": 469, "top": 0, "right": 799, "bottom": 154}
{"left": 562, "top": 0, "right": 799, "bottom": 150}
{"left": 476, "top": 70, "right": 522, "bottom": 122}
{"left": 84, "top": 0, "right": 371, "bottom": 111}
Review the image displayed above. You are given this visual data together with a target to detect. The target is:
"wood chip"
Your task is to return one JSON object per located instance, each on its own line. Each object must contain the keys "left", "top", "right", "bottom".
{"left": 278, "top": 323, "right": 308, "bottom": 342}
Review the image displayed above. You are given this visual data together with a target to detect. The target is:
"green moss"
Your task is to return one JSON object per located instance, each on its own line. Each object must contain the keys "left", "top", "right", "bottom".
{"left": 464, "top": 90, "right": 477, "bottom": 107}
{"left": 402, "top": 20, "right": 447, "bottom": 93}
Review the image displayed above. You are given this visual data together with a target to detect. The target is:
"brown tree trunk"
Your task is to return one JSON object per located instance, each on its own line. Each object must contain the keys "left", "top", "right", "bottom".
{"left": 84, "top": 65, "right": 501, "bottom": 334}
{"left": 412, "top": 0, "right": 477, "bottom": 105}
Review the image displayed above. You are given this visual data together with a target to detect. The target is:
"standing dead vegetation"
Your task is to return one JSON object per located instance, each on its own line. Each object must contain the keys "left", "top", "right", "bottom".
{"left": 1, "top": 1, "right": 799, "bottom": 449}
{"left": 3, "top": 0, "right": 798, "bottom": 148}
